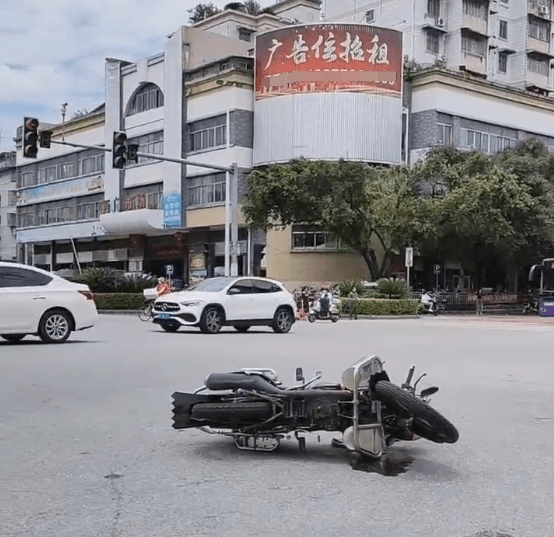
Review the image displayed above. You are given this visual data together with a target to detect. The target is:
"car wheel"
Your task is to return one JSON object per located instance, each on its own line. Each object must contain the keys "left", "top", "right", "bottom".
{"left": 200, "top": 306, "right": 223, "bottom": 334}
{"left": 161, "top": 321, "right": 180, "bottom": 332}
{"left": 38, "top": 309, "right": 72, "bottom": 343}
{"left": 233, "top": 326, "right": 250, "bottom": 332}
{"left": 273, "top": 307, "right": 293, "bottom": 334}
{"left": 1, "top": 334, "right": 26, "bottom": 343}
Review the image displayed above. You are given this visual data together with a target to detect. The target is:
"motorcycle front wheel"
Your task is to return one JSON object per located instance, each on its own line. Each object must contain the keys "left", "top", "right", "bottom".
{"left": 308, "top": 313, "right": 316, "bottom": 323}
{"left": 375, "top": 381, "right": 459, "bottom": 444}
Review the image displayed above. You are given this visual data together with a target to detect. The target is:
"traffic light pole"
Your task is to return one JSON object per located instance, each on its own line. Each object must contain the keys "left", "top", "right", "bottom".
{"left": 49, "top": 140, "right": 240, "bottom": 277}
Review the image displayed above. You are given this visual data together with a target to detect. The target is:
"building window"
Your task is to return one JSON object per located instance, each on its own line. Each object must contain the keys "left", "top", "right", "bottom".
{"left": 42, "top": 166, "right": 57, "bottom": 183}
{"left": 427, "top": 0, "right": 440, "bottom": 18}
{"left": 499, "top": 20, "right": 508, "bottom": 40}
{"left": 463, "top": 0, "right": 487, "bottom": 19}
{"left": 188, "top": 173, "right": 226, "bottom": 207}
{"left": 528, "top": 17, "right": 549, "bottom": 42}
{"left": 528, "top": 55, "right": 549, "bottom": 76}
{"left": 365, "top": 9, "right": 374, "bottom": 23}
{"left": 438, "top": 123, "right": 453, "bottom": 145}
{"left": 80, "top": 154, "right": 105, "bottom": 175}
{"left": 291, "top": 225, "right": 342, "bottom": 250}
{"left": 238, "top": 28, "right": 253, "bottom": 42}
{"left": 21, "top": 172, "right": 35, "bottom": 187}
{"left": 498, "top": 52, "right": 508, "bottom": 73}
{"left": 462, "top": 128, "right": 517, "bottom": 153}
{"left": 461, "top": 34, "right": 487, "bottom": 57}
{"left": 127, "top": 83, "right": 164, "bottom": 116}
{"left": 127, "top": 131, "right": 164, "bottom": 166}
{"left": 57, "top": 163, "right": 74, "bottom": 180}
{"left": 426, "top": 31, "right": 440, "bottom": 54}
{"left": 189, "top": 115, "right": 227, "bottom": 153}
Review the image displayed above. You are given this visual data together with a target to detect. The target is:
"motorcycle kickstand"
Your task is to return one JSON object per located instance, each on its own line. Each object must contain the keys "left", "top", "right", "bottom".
{"left": 295, "top": 431, "right": 307, "bottom": 452}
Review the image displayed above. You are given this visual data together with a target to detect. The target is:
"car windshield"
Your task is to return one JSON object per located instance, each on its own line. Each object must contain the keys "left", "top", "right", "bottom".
{"left": 186, "top": 277, "right": 236, "bottom": 293}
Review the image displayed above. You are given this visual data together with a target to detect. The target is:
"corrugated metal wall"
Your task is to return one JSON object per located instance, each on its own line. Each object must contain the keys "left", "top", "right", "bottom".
{"left": 253, "top": 92, "right": 402, "bottom": 165}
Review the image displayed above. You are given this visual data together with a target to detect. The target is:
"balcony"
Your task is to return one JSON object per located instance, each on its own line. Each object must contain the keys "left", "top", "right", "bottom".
{"left": 527, "top": 36, "right": 553, "bottom": 57}
{"left": 526, "top": 69, "right": 550, "bottom": 91}
{"left": 461, "top": 14, "right": 489, "bottom": 38}
{"left": 122, "top": 192, "right": 163, "bottom": 212}
{"left": 528, "top": 0, "right": 552, "bottom": 20}
{"left": 459, "top": 52, "right": 488, "bottom": 76}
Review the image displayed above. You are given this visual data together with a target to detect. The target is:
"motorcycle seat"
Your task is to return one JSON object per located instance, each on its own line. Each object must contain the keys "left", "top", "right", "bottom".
{"left": 205, "top": 373, "right": 282, "bottom": 394}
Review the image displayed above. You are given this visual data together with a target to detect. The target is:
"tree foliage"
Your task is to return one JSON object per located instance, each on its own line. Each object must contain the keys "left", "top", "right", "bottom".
{"left": 244, "top": 141, "right": 554, "bottom": 287}
{"left": 244, "top": 159, "right": 431, "bottom": 279}
{"left": 188, "top": 2, "right": 221, "bottom": 23}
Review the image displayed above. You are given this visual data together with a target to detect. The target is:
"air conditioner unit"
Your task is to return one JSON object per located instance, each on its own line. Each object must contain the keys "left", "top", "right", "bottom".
{"left": 539, "top": 5, "right": 549, "bottom": 16}
{"left": 436, "top": 17, "right": 445, "bottom": 27}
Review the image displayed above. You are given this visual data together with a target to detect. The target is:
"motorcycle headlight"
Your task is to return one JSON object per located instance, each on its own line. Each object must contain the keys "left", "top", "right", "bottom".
{"left": 181, "top": 300, "right": 203, "bottom": 307}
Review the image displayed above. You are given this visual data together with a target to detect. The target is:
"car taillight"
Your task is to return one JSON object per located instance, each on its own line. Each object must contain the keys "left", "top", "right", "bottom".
{"left": 79, "top": 290, "right": 94, "bottom": 301}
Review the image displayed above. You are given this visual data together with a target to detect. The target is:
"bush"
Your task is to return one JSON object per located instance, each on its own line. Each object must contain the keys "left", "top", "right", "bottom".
{"left": 338, "top": 298, "right": 419, "bottom": 316}
{"left": 338, "top": 279, "right": 365, "bottom": 297}
{"left": 72, "top": 267, "right": 125, "bottom": 292}
{"left": 376, "top": 277, "right": 409, "bottom": 299}
{"left": 93, "top": 293, "right": 144, "bottom": 310}
{"left": 115, "top": 273, "right": 158, "bottom": 293}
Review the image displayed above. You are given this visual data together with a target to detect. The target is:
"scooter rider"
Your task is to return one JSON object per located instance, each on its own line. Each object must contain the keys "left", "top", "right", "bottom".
{"left": 421, "top": 289, "right": 437, "bottom": 313}
{"left": 319, "top": 288, "right": 334, "bottom": 317}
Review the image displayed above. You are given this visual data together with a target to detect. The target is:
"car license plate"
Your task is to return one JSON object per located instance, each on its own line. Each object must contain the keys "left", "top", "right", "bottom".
{"left": 158, "top": 313, "right": 171, "bottom": 319}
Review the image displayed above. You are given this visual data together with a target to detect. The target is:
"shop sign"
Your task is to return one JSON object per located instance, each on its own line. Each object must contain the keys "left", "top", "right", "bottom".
{"left": 255, "top": 24, "right": 403, "bottom": 100}
{"left": 190, "top": 254, "right": 206, "bottom": 271}
{"left": 18, "top": 176, "right": 104, "bottom": 205}
{"left": 163, "top": 192, "right": 182, "bottom": 228}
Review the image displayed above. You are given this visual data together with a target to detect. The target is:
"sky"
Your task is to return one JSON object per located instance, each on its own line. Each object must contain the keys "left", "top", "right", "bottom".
{"left": 0, "top": 0, "right": 275, "bottom": 151}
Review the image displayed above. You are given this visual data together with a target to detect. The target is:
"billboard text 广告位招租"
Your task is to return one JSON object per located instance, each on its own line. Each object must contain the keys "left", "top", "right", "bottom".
{"left": 255, "top": 24, "right": 403, "bottom": 100}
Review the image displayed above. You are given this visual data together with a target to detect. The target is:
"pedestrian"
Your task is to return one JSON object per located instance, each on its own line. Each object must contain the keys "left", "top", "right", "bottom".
{"left": 347, "top": 288, "right": 359, "bottom": 320}
{"left": 476, "top": 287, "right": 484, "bottom": 316}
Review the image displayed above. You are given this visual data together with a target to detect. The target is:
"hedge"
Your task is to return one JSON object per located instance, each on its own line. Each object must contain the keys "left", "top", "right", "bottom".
{"left": 93, "top": 293, "right": 144, "bottom": 310}
{"left": 339, "top": 298, "right": 421, "bottom": 316}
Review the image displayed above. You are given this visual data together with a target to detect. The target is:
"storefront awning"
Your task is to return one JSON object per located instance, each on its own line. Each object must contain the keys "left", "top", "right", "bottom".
{"left": 99, "top": 209, "right": 164, "bottom": 235}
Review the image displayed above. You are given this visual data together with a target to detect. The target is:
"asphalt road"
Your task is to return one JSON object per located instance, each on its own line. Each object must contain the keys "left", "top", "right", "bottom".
{"left": 1, "top": 314, "right": 554, "bottom": 537}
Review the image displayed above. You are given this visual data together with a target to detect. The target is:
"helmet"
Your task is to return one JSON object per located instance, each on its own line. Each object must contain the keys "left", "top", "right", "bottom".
{"left": 158, "top": 277, "right": 166, "bottom": 283}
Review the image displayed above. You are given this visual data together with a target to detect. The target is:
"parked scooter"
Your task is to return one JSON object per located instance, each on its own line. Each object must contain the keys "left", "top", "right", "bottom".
{"left": 308, "top": 290, "right": 339, "bottom": 323}
{"left": 522, "top": 297, "right": 539, "bottom": 314}
{"left": 171, "top": 355, "right": 459, "bottom": 459}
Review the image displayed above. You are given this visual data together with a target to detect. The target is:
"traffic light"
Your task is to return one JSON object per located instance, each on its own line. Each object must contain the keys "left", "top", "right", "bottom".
{"left": 39, "top": 130, "right": 52, "bottom": 149}
{"left": 127, "top": 143, "right": 139, "bottom": 163}
{"left": 23, "top": 117, "right": 39, "bottom": 158}
{"left": 112, "top": 131, "right": 128, "bottom": 169}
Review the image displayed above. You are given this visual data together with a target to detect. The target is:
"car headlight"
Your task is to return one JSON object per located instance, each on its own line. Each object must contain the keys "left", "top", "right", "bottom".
{"left": 181, "top": 300, "right": 204, "bottom": 307}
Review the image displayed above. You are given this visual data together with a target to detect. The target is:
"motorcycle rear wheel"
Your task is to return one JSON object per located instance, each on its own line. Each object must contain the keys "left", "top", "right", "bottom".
{"left": 191, "top": 401, "right": 273, "bottom": 424}
{"left": 375, "top": 381, "right": 459, "bottom": 444}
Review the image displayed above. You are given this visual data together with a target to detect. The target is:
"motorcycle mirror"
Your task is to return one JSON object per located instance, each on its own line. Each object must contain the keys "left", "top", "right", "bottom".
{"left": 296, "top": 368, "right": 305, "bottom": 382}
{"left": 420, "top": 386, "right": 439, "bottom": 397}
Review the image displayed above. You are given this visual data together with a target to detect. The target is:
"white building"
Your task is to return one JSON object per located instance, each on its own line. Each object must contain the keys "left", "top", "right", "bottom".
{"left": 324, "top": 0, "right": 554, "bottom": 95}
{"left": 0, "top": 152, "right": 17, "bottom": 261}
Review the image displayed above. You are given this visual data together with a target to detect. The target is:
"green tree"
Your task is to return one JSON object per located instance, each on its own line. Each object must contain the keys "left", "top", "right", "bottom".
{"left": 244, "top": 159, "right": 431, "bottom": 279}
{"left": 188, "top": 2, "right": 221, "bottom": 23}
{"left": 414, "top": 144, "right": 554, "bottom": 288}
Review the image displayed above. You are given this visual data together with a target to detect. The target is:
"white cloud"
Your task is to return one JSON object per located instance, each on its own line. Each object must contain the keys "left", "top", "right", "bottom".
{"left": 0, "top": 0, "right": 276, "bottom": 149}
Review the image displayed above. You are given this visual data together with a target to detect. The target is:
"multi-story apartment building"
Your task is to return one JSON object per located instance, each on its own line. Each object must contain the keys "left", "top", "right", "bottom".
{"left": 324, "top": 0, "right": 554, "bottom": 95}
{"left": 0, "top": 151, "right": 17, "bottom": 261}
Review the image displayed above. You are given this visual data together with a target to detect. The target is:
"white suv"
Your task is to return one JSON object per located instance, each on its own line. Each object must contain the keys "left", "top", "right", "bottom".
{"left": 152, "top": 276, "right": 297, "bottom": 334}
{"left": 0, "top": 262, "right": 98, "bottom": 343}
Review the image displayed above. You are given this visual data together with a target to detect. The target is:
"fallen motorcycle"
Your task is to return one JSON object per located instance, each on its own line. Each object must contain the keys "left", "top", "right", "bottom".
{"left": 171, "top": 355, "right": 459, "bottom": 458}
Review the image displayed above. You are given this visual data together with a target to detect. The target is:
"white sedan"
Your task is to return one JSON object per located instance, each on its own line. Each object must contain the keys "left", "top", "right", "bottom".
{"left": 0, "top": 262, "right": 98, "bottom": 343}
{"left": 152, "top": 276, "right": 297, "bottom": 334}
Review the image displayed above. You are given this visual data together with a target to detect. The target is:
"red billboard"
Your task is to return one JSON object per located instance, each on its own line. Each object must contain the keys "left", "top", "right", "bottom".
{"left": 255, "top": 24, "right": 403, "bottom": 100}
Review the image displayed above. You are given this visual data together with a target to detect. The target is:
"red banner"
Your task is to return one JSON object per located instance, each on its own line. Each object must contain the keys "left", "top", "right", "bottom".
{"left": 255, "top": 24, "right": 403, "bottom": 100}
